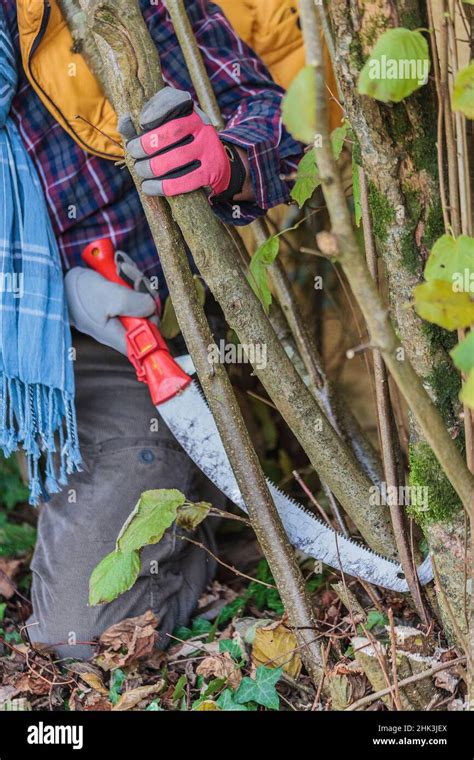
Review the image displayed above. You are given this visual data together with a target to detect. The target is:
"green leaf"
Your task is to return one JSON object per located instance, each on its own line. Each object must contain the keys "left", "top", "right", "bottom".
{"left": 89, "top": 549, "right": 140, "bottom": 606}
{"left": 413, "top": 280, "right": 474, "bottom": 330}
{"left": 248, "top": 236, "right": 280, "bottom": 311}
{"left": 109, "top": 668, "right": 126, "bottom": 705}
{"left": 452, "top": 61, "right": 474, "bottom": 119}
{"left": 366, "top": 610, "right": 389, "bottom": 630}
{"left": 352, "top": 154, "right": 362, "bottom": 227}
{"left": 282, "top": 66, "right": 316, "bottom": 144}
{"left": 451, "top": 331, "right": 474, "bottom": 373}
{"left": 117, "top": 489, "right": 185, "bottom": 554}
{"left": 0, "top": 514, "right": 36, "bottom": 557}
{"left": 358, "top": 28, "right": 430, "bottom": 103}
{"left": 0, "top": 457, "right": 29, "bottom": 510}
{"left": 219, "top": 639, "right": 243, "bottom": 662}
{"left": 216, "top": 688, "right": 249, "bottom": 711}
{"left": 0, "top": 603, "right": 6, "bottom": 623}
{"left": 191, "top": 617, "right": 214, "bottom": 636}
{"left": 173, "top": 674, "right": 187, "bottom": 703}
{"left": 234, "top": 665, "right": 282, "bottom": 710}
{"left": 460, "top": 371, "right": 474, "bottom": 409}
{"left": 217, "top": 596, "right": 247, "bottom": 626}
{"left": 203, "top": 677, "right": 227, "bottom": 699}
{"left": 176, "top": 501, "right": 211, "bottom": 531}
{"left": 330, "top": 123, "right": 348, "bottom": 160}
{"left": 290, "top": 151, "right": 320, "bottom": 208}
{"left": 291, "top": 125, "right": 348, "bottom": 208}
{"left": 424, "top": 234, "right": 474, "bottom": 289}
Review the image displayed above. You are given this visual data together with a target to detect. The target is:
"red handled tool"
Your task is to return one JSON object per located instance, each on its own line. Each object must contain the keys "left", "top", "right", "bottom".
{"left": 82, "top": 238, "right": 191, "bottom": 405}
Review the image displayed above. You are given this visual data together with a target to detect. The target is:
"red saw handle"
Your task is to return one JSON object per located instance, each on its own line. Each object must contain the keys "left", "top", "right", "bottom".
{"left": 82, "top": 238, "right": 191, "bottom": 405}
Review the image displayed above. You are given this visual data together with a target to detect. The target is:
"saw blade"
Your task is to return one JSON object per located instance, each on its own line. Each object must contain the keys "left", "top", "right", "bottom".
{"left": 158, "top": 377, "right": 433, "bottom": 592}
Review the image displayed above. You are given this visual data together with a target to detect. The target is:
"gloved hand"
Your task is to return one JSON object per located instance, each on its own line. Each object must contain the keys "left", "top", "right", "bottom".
{"left": 65, "top": 254, "right": 159, "bottom": 355}
{"left": 118, "top": 87, "right": 246, "bottom": 200}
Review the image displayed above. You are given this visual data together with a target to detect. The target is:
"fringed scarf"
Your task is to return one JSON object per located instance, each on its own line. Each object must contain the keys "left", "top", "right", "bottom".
{"left": 0, "top": 9, "right": 81, "bottom": 504}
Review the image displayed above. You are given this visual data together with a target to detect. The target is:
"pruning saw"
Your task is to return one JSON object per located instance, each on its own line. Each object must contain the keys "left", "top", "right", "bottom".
{"left": 82, "top": 238, "right": 433, "bottom": 593}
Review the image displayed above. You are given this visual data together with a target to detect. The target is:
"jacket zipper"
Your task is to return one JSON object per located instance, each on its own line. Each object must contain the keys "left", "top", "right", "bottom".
{"left": 26, "top": 0, "right": 120, "bottom": 160}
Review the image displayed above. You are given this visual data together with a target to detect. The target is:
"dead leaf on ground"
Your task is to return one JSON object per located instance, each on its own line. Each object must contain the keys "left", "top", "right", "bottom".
{"left": 0, "top": 559, "right": 22, "bottom": 599}
{"left": 0, "top": 684, "right": 20, "bottom": 704}
{"left": 252, "top": 622, "right": 302, "bottom": 679}
{"left": 435, "top": 669, "right": 459, "bottom": 694}
{"left": 69, "top": 687, "right": 112, "bottom": 712}
{"left": 14, "top": 669, "right": 57, "bottom": 696}
{"left": 95, "top": 610, "right": 158, "bottom": 670}
{"left": 113, "top": 680, "right": 164, "bottom": 711}
{"left": 196, "top": 652, "right": 242, "bottom": 690}
{"left": 169, "top": 640, "right": 219, "bottom": 660}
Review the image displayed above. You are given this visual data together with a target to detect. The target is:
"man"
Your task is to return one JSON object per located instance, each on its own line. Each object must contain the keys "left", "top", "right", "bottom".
{"left": 1, "top": 0, "right": 302, "bottom": 658}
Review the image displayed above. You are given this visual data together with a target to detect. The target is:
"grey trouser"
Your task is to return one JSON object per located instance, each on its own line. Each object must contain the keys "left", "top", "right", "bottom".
{"left": 27, "top": 331, "right": 219, "bottom": 660}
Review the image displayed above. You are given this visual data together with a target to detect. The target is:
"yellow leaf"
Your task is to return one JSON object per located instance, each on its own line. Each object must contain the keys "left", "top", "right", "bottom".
{"left": 413, "top": 280, "right": 474, "bottom": 330}
{"left": 252, "top": 622, "right": 302, "bottom": 679}
{"left": 195, "top": 700, "right": 221, "bottom": 711}
{"left": 78, "top": 672, "right": 108, "bottom": 695}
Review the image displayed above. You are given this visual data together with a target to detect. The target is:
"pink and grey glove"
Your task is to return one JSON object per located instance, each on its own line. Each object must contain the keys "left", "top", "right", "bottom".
{"left": 118, "top": 87, "right": 246, "bottom": 200}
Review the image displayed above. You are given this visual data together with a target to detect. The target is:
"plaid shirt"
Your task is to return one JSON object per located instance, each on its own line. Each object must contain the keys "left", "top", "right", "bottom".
{"left": 2, "top": 0, "right": 301, "bottom": 298}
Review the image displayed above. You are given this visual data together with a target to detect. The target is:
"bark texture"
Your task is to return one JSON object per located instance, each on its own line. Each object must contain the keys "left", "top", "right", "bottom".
{"left": 326, "top": 0, "right": 471, "bottom": 642}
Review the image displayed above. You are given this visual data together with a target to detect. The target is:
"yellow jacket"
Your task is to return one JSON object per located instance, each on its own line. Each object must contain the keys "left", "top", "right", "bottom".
{"left": 16, "top": 0, "right": 341, "bottom": 162}
{"left": 17, "top": 0, "right": 122, "bottom": 159}
{"left": 217, "top": 0, "right": 342, "bottom": 130}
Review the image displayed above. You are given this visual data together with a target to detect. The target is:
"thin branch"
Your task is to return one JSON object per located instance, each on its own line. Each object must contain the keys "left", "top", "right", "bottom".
{"left": 359, "top": 166, "right": 430, "bottom": 625}
{"left": 346, "top": 657, "right": 466, "bottom": 711}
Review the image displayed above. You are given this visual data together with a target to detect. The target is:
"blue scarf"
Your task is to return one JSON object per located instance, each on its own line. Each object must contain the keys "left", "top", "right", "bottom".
{"left": 0, "top": 10, "right": 81, "bottom": 504}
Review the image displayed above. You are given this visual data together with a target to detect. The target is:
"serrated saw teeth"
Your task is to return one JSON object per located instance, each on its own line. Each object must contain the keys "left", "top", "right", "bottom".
{"left": 158, "top": 378, "right": 433, "bottom": 592}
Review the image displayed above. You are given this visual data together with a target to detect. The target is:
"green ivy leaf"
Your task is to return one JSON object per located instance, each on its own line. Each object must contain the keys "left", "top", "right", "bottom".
{"left": 89, "top": 549, "right": 140, "bottom": 606}
{"left": 291, "top": 124, "right": 348, "bottom": 208}
{"left": 358, "top": 28, "right": 430, "bottom": 103}
{"left": 282, "top": 66, "right": 316, "bottom": 143}
{"left": 234, "top": 665, "right": 282, "bottom": 710}
{"left": 413, "top": 280, "right": 474, "bottom": 330}
{"left": 248, "top": 236, "right": 280, "bottom": 311}
{"left": 460, "top": 371, "right": 474, "bottom": 409}
{"left": 424, "top": 234, "right": 474, "bottom": 289}
{"left": 451, "top": 330, "right": 474, "bottom": 373}
{"left": 452, "top": 61, "right": 474, "bottom": 119}
{"left": 117, "top": 489, "right": 185, "bottom": 554}
{"left": 109, "top": 668, "right": 126, "bottom": 705}
{"left": 176, "top": 501, "right": 211, "bottom": 531}
{"left": 219, "top": 639, "right": 243, "bottom": 662}
{"left": 216, "top": 688, "right": 249, "bottom": 711}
